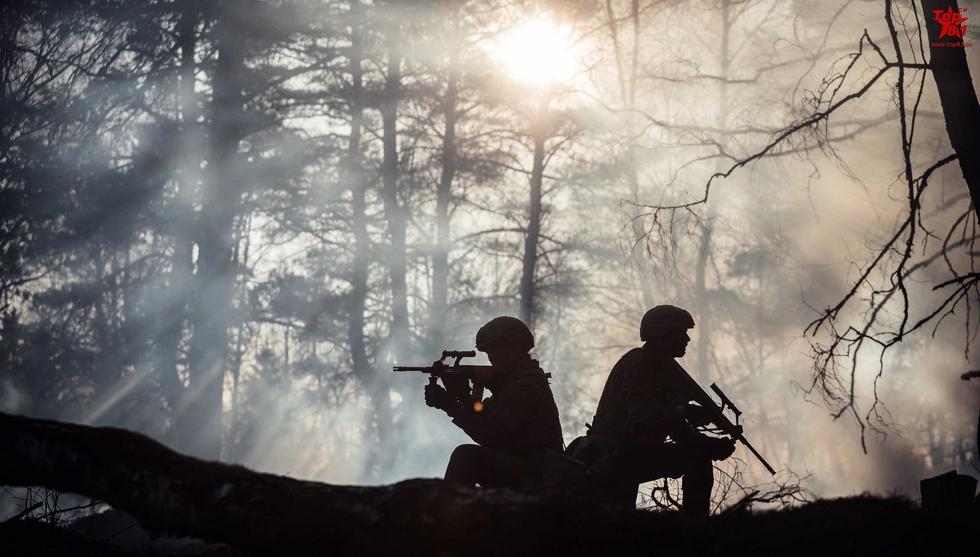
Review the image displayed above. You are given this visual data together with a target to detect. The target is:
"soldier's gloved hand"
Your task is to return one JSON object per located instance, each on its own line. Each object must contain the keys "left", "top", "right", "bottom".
{"left": 683, "top": 404, "right": 712, "bottom": 427}
{"left": 703, "top": 437, "right": 737, "bottom": 461}
{"left": 424, "top": 383, "right": 455, "bottom": 411}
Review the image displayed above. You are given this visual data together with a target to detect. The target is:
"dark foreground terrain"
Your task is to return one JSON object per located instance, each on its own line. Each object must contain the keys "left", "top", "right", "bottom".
{"left": 1, "top": 412, "right": 974, "bottom": 556}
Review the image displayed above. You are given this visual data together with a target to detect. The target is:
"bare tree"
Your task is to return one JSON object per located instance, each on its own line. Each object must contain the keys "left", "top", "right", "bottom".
{"left": 634, "top": 0, "right": 978, "bottom": 449}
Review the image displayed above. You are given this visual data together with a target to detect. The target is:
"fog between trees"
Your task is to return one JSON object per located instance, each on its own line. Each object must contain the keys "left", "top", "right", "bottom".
{"left": 1, "top": 0, "right": 977, "bottom": 511}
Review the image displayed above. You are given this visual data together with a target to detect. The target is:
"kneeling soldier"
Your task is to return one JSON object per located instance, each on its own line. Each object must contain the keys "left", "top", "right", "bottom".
{"left": 581, "top": 305, "right": 735, "bottom": 516}
{"left": 425, "top": 316, "right": 564, "bottom": 488}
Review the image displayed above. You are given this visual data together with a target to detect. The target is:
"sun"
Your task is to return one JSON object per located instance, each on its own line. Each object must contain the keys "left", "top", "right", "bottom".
{"left": 489, "top": 15, "right": 580, "bottom": 88}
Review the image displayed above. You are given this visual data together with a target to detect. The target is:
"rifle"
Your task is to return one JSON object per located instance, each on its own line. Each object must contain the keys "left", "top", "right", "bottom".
{"left": 675, "top": 369, "right": 777, "bottom": 475}
{"left": 393, "top": 350, "right": 491, "bottom": 404}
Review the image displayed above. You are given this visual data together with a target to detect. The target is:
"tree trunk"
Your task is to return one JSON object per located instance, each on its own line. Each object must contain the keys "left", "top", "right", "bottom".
{"left": 694, "top": 0, "right": 732, "bottom": 382}
{"left": 228, "top": 213, "right": 251, "bottom": 456}
{"left": 921, "top": 0, "right": 980, "bottom": 222}
{"left": 382, "top": 35, "right": 408, "bottom": 354}
{"left": 371, "top": 17, "right": 404, "bottom": 475}
{"left": 345, "top": 0, "right": 373, "bottom": 394}
{"left": 182, "top": 0, "right": 247, "bottom": 460}
{"left": 156, "top": 0, "right": 199, "bottom": 427}
{"left": 520, "top": 97, "right": 548, "bottom": 328}
{"left": 344, "top": 5, "right": 392, "bottom": 465}
{"left": 614, "top": 0, "right": 655, "bottom": 309}
{"left": 430, "top": 18, "right": 460, "bottom": 351}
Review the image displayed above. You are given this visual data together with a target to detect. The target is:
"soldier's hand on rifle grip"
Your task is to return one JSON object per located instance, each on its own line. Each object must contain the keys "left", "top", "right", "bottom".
{"left": 425, "top": 383, "right": 454, "bottom": 411}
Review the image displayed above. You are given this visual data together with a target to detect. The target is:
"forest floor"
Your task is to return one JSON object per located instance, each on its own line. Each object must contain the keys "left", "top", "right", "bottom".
{"left": 1, "top": 493, "right": 974, "bottom": 557}
{"left": 3, "top": 412, "right": 975, "bottom": 556}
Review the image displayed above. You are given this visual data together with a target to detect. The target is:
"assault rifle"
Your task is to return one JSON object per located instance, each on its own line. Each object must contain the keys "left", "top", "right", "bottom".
{"left": 675, "top": 369, "right": 777, "bottom": 475}
{"left": 393, "top": 350, "right": 492, "bottom": 403}
{"left": 392, "top": 350, "right": 492, "bottom": 385}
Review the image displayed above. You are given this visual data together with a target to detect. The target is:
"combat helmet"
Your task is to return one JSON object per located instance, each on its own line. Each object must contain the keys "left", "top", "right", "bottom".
{"left": 476, "top": 316, "right": 534, "bottom": 352}
{"left": 640, "top": 305, "right": 695, "bottom": 341}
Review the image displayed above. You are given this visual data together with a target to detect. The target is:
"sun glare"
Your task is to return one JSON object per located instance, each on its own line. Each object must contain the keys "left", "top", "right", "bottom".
{"left": 490, "top": 16, "right": 579, "bottom": 88}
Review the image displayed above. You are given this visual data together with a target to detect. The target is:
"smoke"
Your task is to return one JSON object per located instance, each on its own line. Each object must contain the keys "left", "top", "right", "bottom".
{"left": 1, "top": 0, "right": 977, "bottom": 507}
{"left": 1, "top": 379, "right": 26, "bottom": 415}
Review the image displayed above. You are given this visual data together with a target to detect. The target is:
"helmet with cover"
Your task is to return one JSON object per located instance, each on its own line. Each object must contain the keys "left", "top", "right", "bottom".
{"left": 640, "top": 305, "right": 695, "bottom": 341}
{"left": 475, "top": 316, "right": 534, "bottom": 352}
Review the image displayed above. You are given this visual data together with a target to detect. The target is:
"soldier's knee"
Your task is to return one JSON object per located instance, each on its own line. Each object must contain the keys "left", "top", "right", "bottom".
{"left": 444, "top": 444, "right": 485, "bottom": 485}
{"left": 448, "top": 444, "right": 483, "bottom": 466}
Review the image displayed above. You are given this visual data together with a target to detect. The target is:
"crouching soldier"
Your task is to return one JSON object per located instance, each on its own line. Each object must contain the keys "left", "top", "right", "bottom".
{"left": 575, "top": 305, "right": 736, "bottom": 516}
{"left": 425, "top": 316, "right": 565, "bottom": 489}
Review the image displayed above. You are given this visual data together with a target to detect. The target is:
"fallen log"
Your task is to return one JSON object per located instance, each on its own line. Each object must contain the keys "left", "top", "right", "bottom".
{"left": 1, "top": 411, "right": 401, "bottom": 553}
{"left": 0, "top": 411, "right": 618, "bottom": 555}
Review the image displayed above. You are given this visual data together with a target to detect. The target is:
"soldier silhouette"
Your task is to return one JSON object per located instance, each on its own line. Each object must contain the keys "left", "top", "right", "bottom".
{"left": 425, "top": 316, "right": 564, "bottom": 488}
{"left": 571, "top": 305, "right": 736, "bottom": 516}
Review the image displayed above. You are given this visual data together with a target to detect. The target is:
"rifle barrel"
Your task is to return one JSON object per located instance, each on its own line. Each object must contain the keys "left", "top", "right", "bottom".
{"left": 392, "top": 366, "right": 486, "bottom": 374}
{"left": 739, "top": 435, "right": 776, "bottom": 475}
